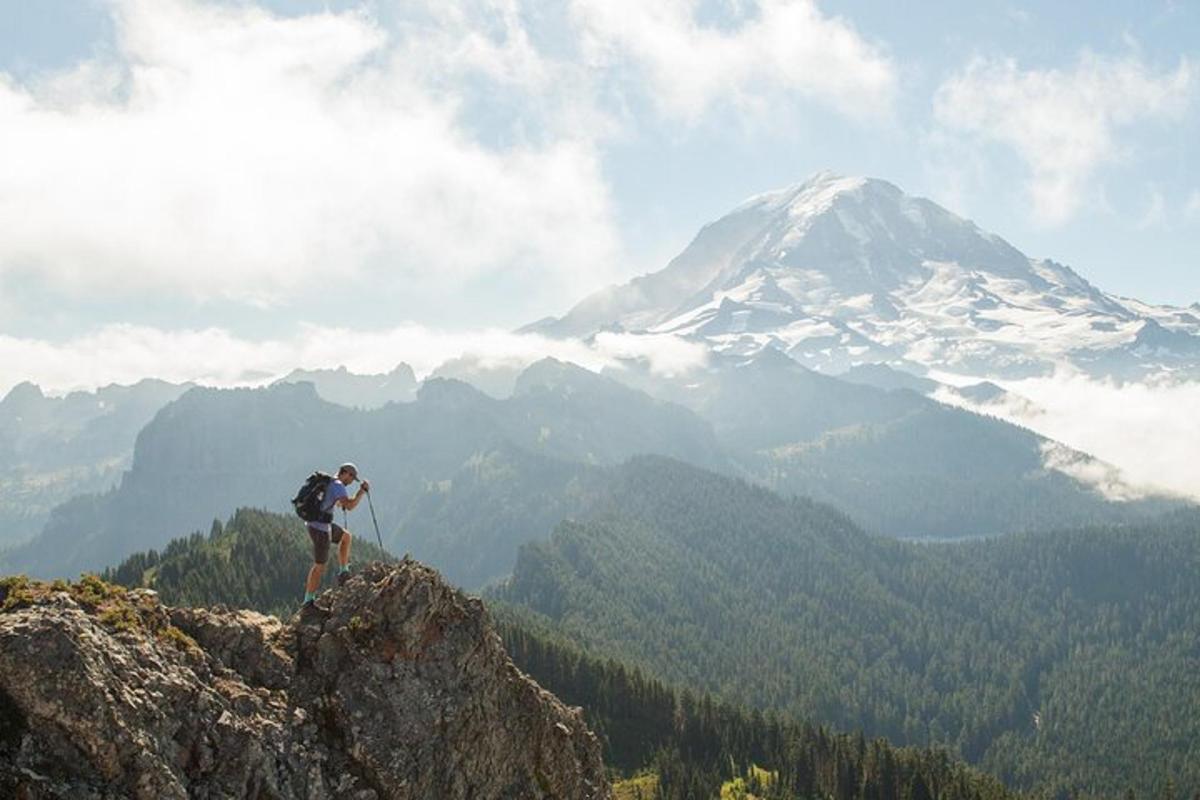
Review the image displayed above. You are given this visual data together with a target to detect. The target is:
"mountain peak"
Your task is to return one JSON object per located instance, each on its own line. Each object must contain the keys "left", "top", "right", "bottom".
{"left": 275, "top": 363, "right": 418, "bottom": 409}
{"left": 514, "top": 357, "right": 599, "bottom": 393}
{"left": 1, "top": 381, "right": 45, "bottom": 407}
{"left": 637, "top": 172, "right": 1027, "bottom": 309}
{"left": 539, "top": 171, "right": 1200, "bottom": 379}
{"left": 737, "top": 170, "right": 874, "bottom": 214}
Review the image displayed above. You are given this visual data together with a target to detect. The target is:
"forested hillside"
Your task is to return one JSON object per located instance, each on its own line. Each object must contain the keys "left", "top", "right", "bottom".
{"left": 502, "top": 622, "right": 1013, "bottom": 800}
{"left": 96, "top": 507, "right": 1015, "bottom": 800}
{"left": 613, "top": 350, "right": 1180, "bottom": 537}
{"left": 496, "top": 457, "right": 1200, "bottom": 797}
{"left": 101, "top": 507, "right": 392, "bottom": 617}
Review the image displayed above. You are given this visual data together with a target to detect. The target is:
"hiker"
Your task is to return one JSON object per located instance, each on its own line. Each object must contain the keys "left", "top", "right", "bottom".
{"left": 302, "top": 462, "right": 370, "bottom": 607}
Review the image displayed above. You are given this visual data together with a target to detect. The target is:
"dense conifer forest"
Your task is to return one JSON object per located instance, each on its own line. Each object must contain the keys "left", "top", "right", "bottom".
{"left": 101, "top": 507, "right": 392, "bottom": 617}
{"left": 501, "top": 621, "right": 1014, "bottom": 800}
{"left": 495, "top": 457, "right": 1200, "bottom": 797}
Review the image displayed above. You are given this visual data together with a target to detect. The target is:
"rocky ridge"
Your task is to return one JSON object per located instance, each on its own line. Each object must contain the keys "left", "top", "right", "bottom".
{"left": 0, "top": 561, "right": 608, "bottom": 799}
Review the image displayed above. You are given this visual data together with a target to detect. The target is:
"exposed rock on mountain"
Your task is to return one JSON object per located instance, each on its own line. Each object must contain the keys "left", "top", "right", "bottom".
{"left": 273, "top": 363, "right": 418, "bottom": 409}
{"left": 0, "top": 561, "right": 608, "bottom": 799}
{"left": 430, "top": 355, "right": 525, "bottom": 399}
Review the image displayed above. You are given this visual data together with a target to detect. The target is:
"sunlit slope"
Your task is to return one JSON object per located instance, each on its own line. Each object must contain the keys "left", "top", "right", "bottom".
{"left": 497, "top": 456, "right": 1200, "bottom": 796}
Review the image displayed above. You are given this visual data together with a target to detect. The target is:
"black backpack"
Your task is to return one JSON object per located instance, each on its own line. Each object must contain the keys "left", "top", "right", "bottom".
{"left": 292, "top": 471, "right": 334, "bottom": 523}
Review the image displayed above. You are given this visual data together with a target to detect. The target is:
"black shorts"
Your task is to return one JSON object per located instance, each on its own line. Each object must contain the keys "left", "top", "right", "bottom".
{"left": 308, "top": 523, "right": 347, "bottom": 565}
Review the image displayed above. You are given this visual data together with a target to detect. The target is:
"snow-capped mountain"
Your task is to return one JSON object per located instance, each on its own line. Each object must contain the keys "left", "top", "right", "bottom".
{"left": 533, "top": 172, "right": 1200, "bottom": 379}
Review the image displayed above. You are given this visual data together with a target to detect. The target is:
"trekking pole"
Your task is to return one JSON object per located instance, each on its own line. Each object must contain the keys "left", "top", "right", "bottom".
{"left": 365, "top": 488, "right": 387, "bottom": 561}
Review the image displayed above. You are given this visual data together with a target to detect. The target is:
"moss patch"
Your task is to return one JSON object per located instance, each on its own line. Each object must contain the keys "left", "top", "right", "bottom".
{"left": 0, "top": 574, "right": 196, "bottom": 651}
{"left": 0, "top": 575, "right": 36, "bottom": 612}
{"left": 158, "top": 624, "right": 198, "bottom": 653}
{"left": 97, "top": 603, "right": 142, "bottom": 633}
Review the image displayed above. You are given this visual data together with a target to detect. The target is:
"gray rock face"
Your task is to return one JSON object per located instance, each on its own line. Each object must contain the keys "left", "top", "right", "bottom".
{"left": 0, "top": 562, "right": 609, "bottom": 799}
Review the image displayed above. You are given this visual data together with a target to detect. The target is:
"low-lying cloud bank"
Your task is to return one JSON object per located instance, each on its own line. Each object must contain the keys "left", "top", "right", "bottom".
{"left": 0, "top": 323, "right": 708, "bottom": 397}
{"left": 974, "top": 372, "right": 1200, "bottom": 502}
{"left": 5, "top": 326, "right": 1197, "bottom": 504}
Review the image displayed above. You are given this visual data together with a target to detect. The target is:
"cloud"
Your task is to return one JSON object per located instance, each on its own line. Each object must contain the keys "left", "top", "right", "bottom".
{"left": 982, "top": 371, "right": 1200, "bottom": 502}
{"left": 1136, "top": 189, "right": 1167, "bottom": 230}
{"left": 592, "top": 330, "right": 710, "bottom": 376}
{"left": 1002, "top": 6, "right": 1033, "bottom": 26}
{"left": 1186, "top": 190, "right": 1200, "bottom": 221}
{"left": 571, "top": 0, "right": 896, "bottom": 122}
{"left": 1038, "top": 441, "right": 1151, "bottom": 502}
{"left": 934, "top": 53, "right": 1193, "bottom": 225}
{"left": 0, "top": 323, "right": 708, "bottom": 397}
{"left": 0, "top": 0, "right": 622, "bottom": 305}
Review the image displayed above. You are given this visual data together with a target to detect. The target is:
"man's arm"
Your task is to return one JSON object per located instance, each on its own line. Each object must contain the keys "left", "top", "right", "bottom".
{"left": 337, "top": 480, "right": 370, "bottom": 511}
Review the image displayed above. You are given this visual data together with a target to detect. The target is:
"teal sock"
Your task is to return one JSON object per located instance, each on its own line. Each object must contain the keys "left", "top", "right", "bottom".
{"left": 339, "top": 564, "right": 350, "bottom": 574}
{"left": 304, "top": 590, "right": 316, "bottom": 603}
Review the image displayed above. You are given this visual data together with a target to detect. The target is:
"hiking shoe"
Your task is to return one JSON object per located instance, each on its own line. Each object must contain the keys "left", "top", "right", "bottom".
{"left": 337, "top": 570, "right": 351, "bottom": 586}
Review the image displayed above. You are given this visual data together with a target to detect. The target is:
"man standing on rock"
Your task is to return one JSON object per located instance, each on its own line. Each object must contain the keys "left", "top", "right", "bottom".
{"left": 303, "top": 463, "right": 369, "bottom": 608}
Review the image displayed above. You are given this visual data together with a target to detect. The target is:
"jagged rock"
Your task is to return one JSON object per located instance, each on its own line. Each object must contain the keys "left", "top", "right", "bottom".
{"left": 168, "top": 605, "right": 292, "bottom": 691}
{"left": 0, "top": 562, "right": 609, "bottom": 799}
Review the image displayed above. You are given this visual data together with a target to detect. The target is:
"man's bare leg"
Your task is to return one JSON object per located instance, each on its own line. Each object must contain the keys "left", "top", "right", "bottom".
{"left": 336, "top": 532, "right": 353, "bottom": 585}
{"left": 306, "top": 562, "right": 325, "bottom": 594}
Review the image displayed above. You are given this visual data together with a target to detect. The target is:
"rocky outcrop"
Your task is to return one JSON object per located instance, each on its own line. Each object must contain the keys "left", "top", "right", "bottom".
{"left": 0, "top": 562, "right": 609, "bottom": 799}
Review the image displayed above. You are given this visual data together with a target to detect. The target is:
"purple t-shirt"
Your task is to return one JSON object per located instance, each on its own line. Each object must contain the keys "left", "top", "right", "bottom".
{"left": 309, "top": 478, "right": 350, "bottom": 533}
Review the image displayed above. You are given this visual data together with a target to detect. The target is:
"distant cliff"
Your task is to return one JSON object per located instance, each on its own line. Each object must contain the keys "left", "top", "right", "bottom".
{"left": 0, "top": 560, "right": 608, "bottom": 799}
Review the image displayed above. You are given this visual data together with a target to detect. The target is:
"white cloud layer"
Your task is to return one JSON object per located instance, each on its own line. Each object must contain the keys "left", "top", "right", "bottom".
{"left": 571, "top": 0, "right": 896, "bottom": 121}
{"left": 0, "top": 323, "right": 709, "bottom": 397}
{"left": 0, "top": 0, "right": 621, "bottom": 304}
{"left": 1186, "top": 190, "right": 1200, "bottom": 221}
{"left": 934, "top": 53, "right": 1193, "bottom": 225}
{"left": 1136, "top": 189, "right": 1167, "bottom": 230}
{"left": 984, "top": 372, "right": 1200, "bottom": 502}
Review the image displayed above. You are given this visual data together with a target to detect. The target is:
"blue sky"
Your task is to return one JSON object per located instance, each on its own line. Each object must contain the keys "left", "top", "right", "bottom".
{"left": 0, "top": 0, "right": 1196, "bottom": 390}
